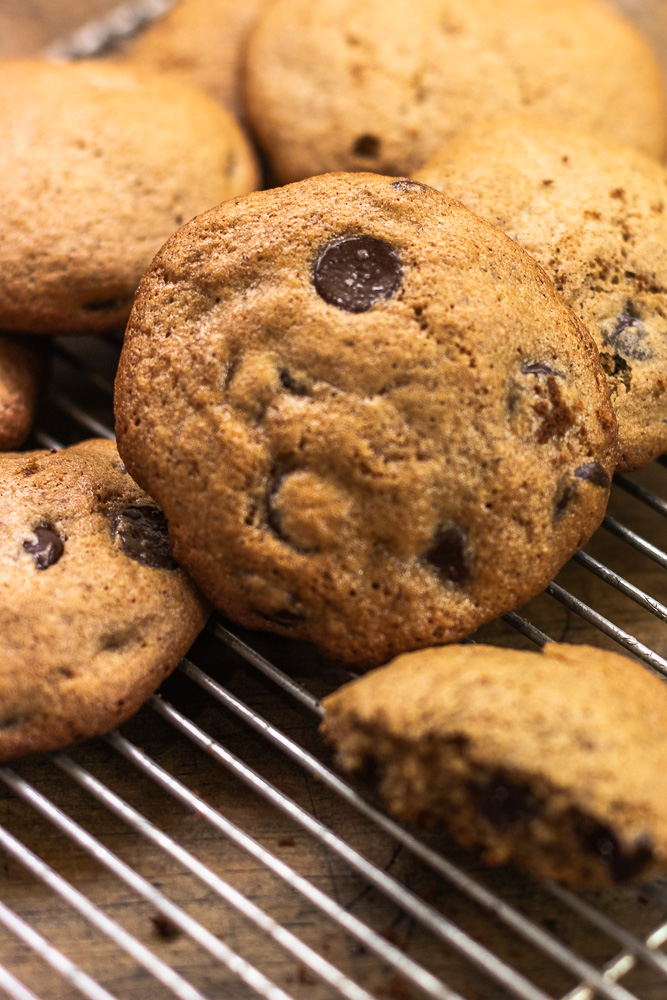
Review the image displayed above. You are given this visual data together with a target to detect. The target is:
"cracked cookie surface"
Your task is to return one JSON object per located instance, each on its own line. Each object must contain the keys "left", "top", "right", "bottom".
{"left": 115, "top": 172, "right": 617, "bottom": 666}
{"left": 0, "top": 439, "right": 209, "bottom": 760}
{"left": 417, "top": 117, "right": 667, "bottom": 469}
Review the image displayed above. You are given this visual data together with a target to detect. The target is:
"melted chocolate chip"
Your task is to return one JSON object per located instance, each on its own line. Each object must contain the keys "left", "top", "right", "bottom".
{"left": 474, "top": 774, "right": 536, "bottom": 831}
{"left": 574, "top": 462, "right": 610, "bottom": 489}
{"left": 521, "top": 361, "right": 561, "bottom": 377}
{"left": 604, "top": 304, "right": 652, "bottom": 362}
{"left": 279, "top": 369, "right": 308, "bottom": 395}
{"left": 424, "top": 524, "right": 471, "bottom": 585}
{"left": 113, "top": 505, "right": 177, "bottom": 570}
{"left": 313, "top": 236, "right": 402, "bottom": 313}
{"left": 23, "top": 525, "right": 64, "bottom": 570}
{"left": 555, "top": 482, "right": 577, "bottom": 518}
{"left": 579, "top": 819, "right": 654, "bottom": 881}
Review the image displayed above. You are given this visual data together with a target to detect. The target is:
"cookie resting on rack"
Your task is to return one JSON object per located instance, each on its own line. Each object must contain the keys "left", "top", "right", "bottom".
{"left": 244, "top": 0, "right": 667, "bottom": 183}
{"left": 114, "top": 171, "right": 617, "bottom": 667}
{"left": 321, "top": 643, "right": 667, "bottom": 889}
{"left": 416, "top": 117, "right": 667, "bottom": 471}
{"left": 0, "top": 439, "right": 209, "bottom": 760}
{"left": 0, "top": 335, "right": 46, "bottom": 450}
{"left": 0, "top": 58, "right": 259, "bottom": 335}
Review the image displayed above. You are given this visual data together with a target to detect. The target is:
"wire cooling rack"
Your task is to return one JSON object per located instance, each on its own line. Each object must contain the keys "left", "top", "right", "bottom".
{"left": 0, "top": 323, "right": 666, "bottom": 1000}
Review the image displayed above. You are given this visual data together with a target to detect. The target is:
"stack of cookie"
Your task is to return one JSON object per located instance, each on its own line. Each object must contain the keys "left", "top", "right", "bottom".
{"left": 2, "top": 0, "right": 667, "bottom": 888}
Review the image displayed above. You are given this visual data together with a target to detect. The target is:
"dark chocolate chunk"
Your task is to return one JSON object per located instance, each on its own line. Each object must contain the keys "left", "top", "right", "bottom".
{"left": 555, "top": 482, "right": 577, "bottom": 518}
{"left": 424, "top": 524, "right": 471, "bottom": 585}
{"left": 579, "top": 819, "right": 654, "bottom": 882}
{"left": 521, "top": 361, "right": 561, "bottom": 377}
{"left": 280, "top": 369, "right": 308, "bottom": 395}
{"left": 574, "top": 462, "right": 611, "bottom": 489}
{"left": 23, "top": 524, "right": 64, "bottom": 570}
{"left": 313, "top": 235, "right": 402, "bottom": 313}
{"left": 603, "top": 304, "right": 653, "bottom": 362}
{"left": 113, "top": 504, "right": 177, "bottom": 570}
{"left": 474, "top": 774, "right": 536, "bottom": 831}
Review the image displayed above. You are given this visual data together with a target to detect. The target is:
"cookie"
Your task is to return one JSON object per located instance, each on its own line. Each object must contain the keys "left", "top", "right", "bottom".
{"left": 416, "top": 117, "right": 667, "bottom": 471}
{"left": 0, "top": 58, "right": 260, "bottom": 335}
{"left": 0, "top": 438, "right": 209, "bottom": 760}
{"left": 243, "top": 0, "right": 667, "bottom": 184}
{"left": 321, "top": 643, "right": 667, "bottom": 888}
{"left": 119, "top": 0, "right": 273, "bottom": 119}
{"left": 115, "top": 172, "right": 617, "bottom": 667}
{"left": 0, "top": 336, "right": 47, "bottom": 450}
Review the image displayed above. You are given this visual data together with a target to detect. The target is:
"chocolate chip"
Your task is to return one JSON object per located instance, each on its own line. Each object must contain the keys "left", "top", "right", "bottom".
{"left": 579, "top": 819, "right": 654, "bottom": 881}
{"left": 391, "top": 179, "right": 427, "bottom": 193}
{"left": 603, "top": 305, "right": 652, "bottom": 362}
{"left": 279, "top": 369, "right": 308, "bottom": 395}
{"left": 23, "top": 525, "right": 64, "bottom": 570}
{"left": 474, "top": 774, "right": 536, "bottom": 831}
{"left": 574, "top": 462, "right": 610, "bottom": 489}
{"left": 313, "top": 236, "right": 402, "bottom": 313}
{"left": 352, "top": 134, "right": 381, "bottom": 158}
{"left": 521, "top": 361, "right": 561, "bottom": 377}
{"left": 555, "top": 482, "right": 577, "bottom": 518}
{"left": 113, "top": 505, "right": 177, "bottom": 570}
{"left": 424, "top": 524, "right": 471, "bottom": 585}
{"left": 151, "top": 914, "right": 181, "bottom": 941}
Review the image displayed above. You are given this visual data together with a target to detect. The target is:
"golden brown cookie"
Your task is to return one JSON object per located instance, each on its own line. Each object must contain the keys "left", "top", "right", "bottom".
{"left": 0, "top": 336, "right": 47, "bottom": 450}
{"left": 322, "top": 643, "right": 667, "bottom": 888}
{"left": 0, "top": 58, "right": 259, "bottom": 335}
{"left": 118, "top": 0, "right": 274, "bottom": 119}
{"left": 115, "top": 172, "right": 617, "bottom": 667}
{"left": 416, "top": 117, "right": 667, "bottom": 470}
{"left": 0, "top": 439, "right": 209, "bottom": 760}
{"left": 244, "top": 0, "right": 667, "bottom": 184}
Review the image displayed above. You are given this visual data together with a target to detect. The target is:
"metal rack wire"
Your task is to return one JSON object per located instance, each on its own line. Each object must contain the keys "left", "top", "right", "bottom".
{"left": 0, "top": 314, "right": 666, "bottom": 1000}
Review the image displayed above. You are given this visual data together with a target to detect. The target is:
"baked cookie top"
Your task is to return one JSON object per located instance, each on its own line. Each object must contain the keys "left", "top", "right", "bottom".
{"left": 119, "top": 0, "right": 273, "bottom": 119}
{"left": 244, "top": 0, "right": 667, "bottom": 183}
{"left": 0, "top": 336, "right": 46, "bottom": 451}
{"left": 0, "top": 438, "right": 209, "bottom": 760}
{"left": 115, "top": 172, "right": 617, "bottom": 666}
{"left": 321, "top": 643, "right": 667, "bottom": 888}
{"left": 0, "top": 58, "right": 259, "bottom": 335}
{"left": 417, "top": 116, "right": 667, "bottom": 470}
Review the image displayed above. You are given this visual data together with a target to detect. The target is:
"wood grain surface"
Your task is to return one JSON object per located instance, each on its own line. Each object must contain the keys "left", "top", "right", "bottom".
{"left": 0, "top": 2, "right": 666, "bottom": 999}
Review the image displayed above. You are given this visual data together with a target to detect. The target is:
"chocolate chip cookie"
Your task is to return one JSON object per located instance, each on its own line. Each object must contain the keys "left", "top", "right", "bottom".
{"left": 244, "top": 0, "right": 666, "bottom": 183}
{"left": 417, "top": 116, "right": 667, "bottom": 470}
{"left": 322, "top": 642, "right": 667, "bottom": 888}
{"left": 115, "top": 172, "right": 617, "bottom": 667}
{"left": 0, "top": 58, "right": 259, "bottom": 335}
{"left": 119, "top": 0, "right": 273, "bottom": 119}
{"left": 0, "top": 438, "right": 209, "bottom": 760}
{"left": 0, "top": 336, "right": 46, "bottom": 450}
